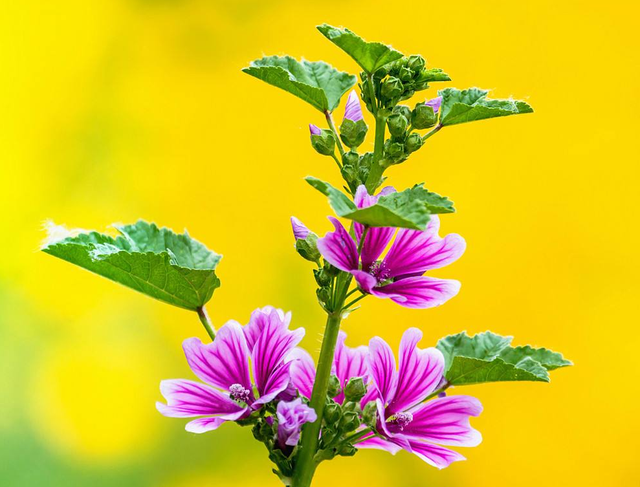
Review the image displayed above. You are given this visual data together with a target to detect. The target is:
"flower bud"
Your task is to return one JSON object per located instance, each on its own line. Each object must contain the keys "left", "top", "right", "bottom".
{"left": 342, "top": 400, "right": 359, "bottom": 413}
{"left": 316, "top": 286, "right": 331, "bottom": 305}
{"left": 310, "top": 127, "right": 336, "bottom": 156}
{"left": 323, "top": 402, "right": 341, "bottom": 424}
{"left": 341, "top": 164, "right": 357, "bottom": 184}
{"left": 425, "top": 96, "right": 443, "bottom": 114}
{"left": 344, "top": 377, "right": 366, "bottom": 402}
{"left": 327, "top": 375, "right": 341, "bottom": 398}
{"left": 309, "top": 124, "right": 321, "bottom": 136}
{"left": 392, "top": 105, "right": 412, "bottom": 121}
{"left": 384, "top": 140, "right": 405, "bottom": 164}
{"left": 295, "top": 233, "right": 321, "bottom": 263}
{"left": 411, "top": 104, "right": 437, "bottom": 130}
{"left": 339, "top": 411, "right": 360, "bottom": 433}
{"left": 407, "top": 54, "right": 426, "bottom": 72}
{"left": 313, "top": 268, "right": 332, "bottom": 287}
{"left": 339, "top": 119, "right": 368, "bottom": 149}
{"left": 387, "top": 113, "right": 409, "bottom": 137}
{"left": 381, "top": 76, "right": 403, "bottom": 100}
{"left": 342, "top": 150, "right": 359, "bottom": 167}
{"left": 405, "top": 133, "right": 424, "bottom": 154}
{"left": 362, "top": 401, "right": 377, "bottom": 426}
{"left": 338, "top": 444, "right": 357, "bottom": 457}
{"left": 290, "top": 216, "right": 310, "bottom": 240}
{"left": 343, "top": 90, "right": 364, "bottom": 122}
{"left": 399, "top": 66, "right": 413, "bottom": 82}
{"left": 321, "top": 427, "right": 339, "bottom": 447}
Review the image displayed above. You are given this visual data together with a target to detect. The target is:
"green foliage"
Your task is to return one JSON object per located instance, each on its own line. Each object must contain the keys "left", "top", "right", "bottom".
{"left": 439, "top": 87, "right": 533, "bottom": 126}
{"left": 42, "top": 221, "right": 221, "bottom": 311}
{"left": 242, "top": 55, "right": 356, "bottom": 112}
{"left": 437, "top": 332, "right": 572, "bottom": 386}
{"left": 306, "top": 177, "right": 453, "bottom": 230}
{"left": 317, "top": 24, "right": 404, "bottom": 74}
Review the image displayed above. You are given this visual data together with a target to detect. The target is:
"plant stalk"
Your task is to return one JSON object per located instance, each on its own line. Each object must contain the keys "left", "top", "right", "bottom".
{"left": 324, "top": 110, "right": 345, "bottom": 157}
{"left": 196, "top": 305, "right": 216, "bottom": 341}
{"left": 365, "top": 113, "right": 387, "bottom": 193}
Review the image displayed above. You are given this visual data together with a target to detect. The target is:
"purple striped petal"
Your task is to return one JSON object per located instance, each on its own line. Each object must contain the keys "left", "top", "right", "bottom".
{"left": 156, "top": 379, "right": 247, "bottom": 419}
{"left": 384, "top": 216, "right": 466, "bottom": 278}
{"left": 371, "top": 276, "right": 461, "bottom": 309}
{"left": 185, "top": 416, "right": 231, "bottom": 433}
{"left": 317, "top": 217, "right": 359, "bottom": 272}
{"left": 309, "top": 124, "right": 321, "bottom": 135}
{"left": 367, "top": 337, "right": 398, "bottom": 405}
{"left": 407, "top": 439, "right": 466, "bottom": 469}
{"left": 333, "top": 331, "right": 369, "bottom": 403}
{"left": 352, "top": 269, "right": 377, "bottom": 293}
{"left": 288, "top": 348, "right": 316, "bottom": 400}
{"left": 344, "top": 90, "right": 364, "bottom": 122}
{"left": 291, "top": 216, "right": 310, "bottom": 240}
{"left": 183, "top": 323, "right": 252, "bottom": 392}
{"left": 251, "top": 309, "right": 304, "bottom": 400}
{"left": 425, "top": 96, "right": 443, "bottom": 114}
{"left": 356, "top": 435, "right": 404, "bottom": 454}
{"left": 402, "top": 395, "right": 483, "bottom": 447}
{"left": 388, "top": 328, "right": 445, "bottom": 414}
{"left": 253, "top": 362, "right": 293, "bottom": 407}
{"left": 243, "top": 306, "right": 292, "bottom": 352}
{"left": 352, "top": 185, "right": 396, "bottom": 267}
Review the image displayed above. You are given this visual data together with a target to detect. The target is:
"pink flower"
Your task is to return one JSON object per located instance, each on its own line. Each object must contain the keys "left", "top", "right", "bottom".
{"left": 157, "top": 306, "right": 304, "bottom": 433}
{"left": 276, "top": 398, "right": 317, "bottom": 447}
{"left": 425, "top": 96, "right": 442, "bottom": 114}
{"left": 358, "top": 328, "right": 482, "bottom": 469}
{"left": 344, "top": 90, "right": 364, "bottom": 122}
{"left": 316, "top": 186, "right": 465, "bottom": 309}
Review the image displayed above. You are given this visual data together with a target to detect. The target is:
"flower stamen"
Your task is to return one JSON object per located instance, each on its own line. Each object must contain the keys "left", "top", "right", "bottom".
{"left": 388, "top": 411, "right": 413, "bottom": 430}
{"left": 229, "top": 383, "right": 251, "bottom": 404}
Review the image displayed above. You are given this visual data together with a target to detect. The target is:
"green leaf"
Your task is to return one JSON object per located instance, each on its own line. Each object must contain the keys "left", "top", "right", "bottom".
{"left": 439, "top": 87, "right": 533, "bottom": 126}
{"left": 436, "top": 331, "right": 571, "bottom": 386}
{"left": 242, "top": 55, "right": 356, "bottom": 112}
{"left": 317, "top": 24, "right": 404, "bottom": 74}
{"left": 306, "top": 178, "right": 454, "bottom": 230}
{"left": 42, "top": 220, "right": 221, "bottom": 311}
{"left": 420, "top": 68, "right": 451, "bottom": 83}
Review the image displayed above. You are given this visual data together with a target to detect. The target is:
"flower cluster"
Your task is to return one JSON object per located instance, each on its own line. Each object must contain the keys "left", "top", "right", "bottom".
{"left": 157, "top": 307, "right": 482, "bottom": 470}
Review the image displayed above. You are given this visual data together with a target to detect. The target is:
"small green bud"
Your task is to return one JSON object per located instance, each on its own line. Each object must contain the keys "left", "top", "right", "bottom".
{"left": 387, "top": 113, "right": 409, "bottom": 137}
{"left": 316, "top": 286, "right": 331, "bottom": 305}
{"left": 339, "top": 119, "right": 368, "bottom": 149}
{"left": 392, "top": 105, "right": 412, "bottom": 121}
{"left": 342, "top": 400, "right": 359, "bottom": 413}
{"left": 398, "top": 66, "right": 413, "bottom": 82}
{"left": 341, "top": 164, "right": 357, "bottom": 184}
{"left": 344, "top": 377, "right": 366, "bottom": 402}
{"left": 323, "top": 402, "right": 341, "bottom": 424}
{"left": 400, "top": 88, "right": 415, "bottom": 101}
{"left": 381, "top": 76, "right": 403, "bottom": 100}
{"left": 327, "top": 375, "right": 341, "bottom": 398}
{"left": 407, "top": 55, "right": 426, "bottom": 72}
{"left": 411, "top": 104, "right": 437, "bottom": 130}
{"left": 405, "top": 133, "right": 424, "bottom": 154}
{"left": 339, "top": 411, "right": 360, "bottom": 433}
{"left": 295, "top": 233, "right": 321, "bottom": 263}
{"left": 384, "top": 140, "right": 405, "bottom": 163}
{"left": 342, "top": 150, "right": 359, "bottom": 167}
{"left": 323, "top": 262, "right": 340, "bottom": 277}
{"left": 313, "top": 268, "right": 332, "bottom": 287}
{"left": 373, "top": 65, "right": 388, "bottom": 79}
{"left": 310, "top": 128, "right": 336, "bottom": 156}
{"left": 362, "top": 401, "right": 377, "bottom": 426}
{"left": 339, "top": 444, "right": 357, "bottom": 457}
{"left": 321, "top": 427, "right": 339, "bottom": 447}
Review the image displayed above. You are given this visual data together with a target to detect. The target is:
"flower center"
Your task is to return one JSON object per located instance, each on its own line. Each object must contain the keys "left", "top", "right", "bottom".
{"left": 389, "top": 411, "right": 413, "bottom": 430}
{"left": 369, "top": 260, "right": 391, "bottom": 282}
{"left": 229, "top": 383, "right": 251, "bottom": 403}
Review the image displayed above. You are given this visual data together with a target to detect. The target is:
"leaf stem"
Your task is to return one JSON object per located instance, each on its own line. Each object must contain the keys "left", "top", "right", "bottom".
{"left": 422, "top": 123, "right": 443, "bottom": 142}
{"left": 365, "top": 113, "right": 387, "bottom": 193}
{"left": 357, "top": 226, "right": 369, "bottom": 254}
{"left": 342, "top": 293, "right": 366, "bottom": 311}
{"left": 324, "top": 110, "right": 345, "bottom": 157}
{"left": 196, "top": 305, "right": 216, "bottom": 341}
{"left": 330, "top": 152, "right": 342, "bottom": 170}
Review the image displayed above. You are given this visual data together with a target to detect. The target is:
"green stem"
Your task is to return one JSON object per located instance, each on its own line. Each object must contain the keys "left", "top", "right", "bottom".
{"left": 422, "top": 123, "right": 442, "bottom": 142}
{"left": 292, "top": 273, "right": 352, "bottom": 487}
{"left": 324, "top": 110, "right": 345, "bottom": 157}
{"left": 196, "top": 305, "right": 215, "bottom": 341}
{"left": 357, "top": 226, "right": 369, "bottom": 254}
{"left": 343, "top": 294, "right": 366, "bottom": 311}
{"left": 364, "top": 113, "right": 387, "bottom": 193}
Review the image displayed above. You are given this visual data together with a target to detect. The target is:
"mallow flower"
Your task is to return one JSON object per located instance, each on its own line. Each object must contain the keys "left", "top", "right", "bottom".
{"left": 157, "top": 306, "right": 304, "bottom": 433}
{"left": 344, "top": 90, "right": 364, "bottom": 122}
{"left": 276, "top": 398, "right": 317, "bottom": 448}
{"left": 358, "top": 328, "right": 482, "bottom": 469}
{"left": 289, "top": 331, "right": 371, "bottom": 405}
{"left": 425, "top": 96, "right": 443, "bottom": 114}
{"left": 316, "top": 185, "right": 466, "bottom": 309}
{"left": 290, "top": 216, "right": 310, "bottom": 240}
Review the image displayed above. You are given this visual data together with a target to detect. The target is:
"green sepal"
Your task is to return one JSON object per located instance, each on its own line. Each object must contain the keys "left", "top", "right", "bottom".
{"left": 242, "top": 55, "right": 356, "bottom": 112}
{"left": 311, "top": 129, "right": 336, "bottom": 155}
{"left": 317, "top": 24, "right": 404, "bottom": 74}
{"left": 439, "top": 87, "right": 533, "bottom": 126}
{"left": 436, "top": 331, "right": 572, "bottom": 386}
{"left": 42, "top": 220, "right": 221, "bottom": 311}
{"left": 295, "top": 233, "right": 321, "bottom": 264}
{"left": 306, "top": 178, "right": 454, "bottom": 230}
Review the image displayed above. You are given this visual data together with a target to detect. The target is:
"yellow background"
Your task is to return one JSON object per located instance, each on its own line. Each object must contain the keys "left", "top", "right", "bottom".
{"left": 1, "top": 1, "right": 638, "bottom": 486}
